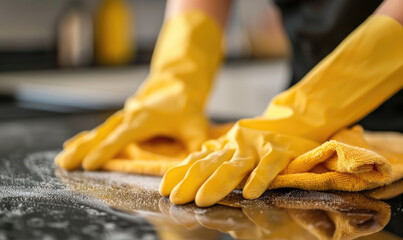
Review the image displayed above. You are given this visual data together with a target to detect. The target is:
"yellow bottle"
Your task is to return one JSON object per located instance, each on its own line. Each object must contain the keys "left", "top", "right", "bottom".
{"left": 95, "top": 0, "right": 134, "bottom": 65}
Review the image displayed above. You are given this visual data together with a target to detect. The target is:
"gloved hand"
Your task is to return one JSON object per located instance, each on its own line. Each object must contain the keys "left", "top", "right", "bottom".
{"left": 160, "top": 122, "right": 320, "bottom": 207}
{"left": 160, "top": 14, "right": 403, "bottom": 206}
{"left": 55, "top": 10, "right": 223, "bottom": 171}
{"left": 258, "top": 14, "right": 403, "bottom": 142}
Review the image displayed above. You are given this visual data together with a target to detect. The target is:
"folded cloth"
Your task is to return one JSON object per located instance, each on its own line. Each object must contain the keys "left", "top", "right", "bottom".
{"left": 364, "top": 130, "right": 403, "bottom": 183}
{"left": 268, "top": 125, "right": 403, "bottom": 191}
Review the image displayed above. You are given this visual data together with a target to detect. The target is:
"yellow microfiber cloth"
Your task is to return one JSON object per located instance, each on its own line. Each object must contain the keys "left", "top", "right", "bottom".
{"left": 102, "top": 137, "right": 187, "bottom": 176}
{"left": 268, "top": 125, "right": 403, "bottom": 191}
{"left": 102, "top": 124, "right": 403, "bottom": 193}
{"left": 101, "top": 123, "right": 233, "bottom": 176}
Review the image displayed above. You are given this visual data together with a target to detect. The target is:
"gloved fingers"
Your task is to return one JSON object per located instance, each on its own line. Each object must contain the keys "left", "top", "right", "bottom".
{"left": 169, "top": 204, "right": 201, "bottom": 229}
{"left": 243, "top": 149, "right": 291, "bottom": 199}
{"left": 55, "top": 111, "right": 124, "bottom": 170}
{"left": 115, "top": 143, "right": 137, "bottom": 159}
{"left": 169, "top": 149, "right": 235, "bottom": 205}
{"left": 158, "top": 196, "right": 201, "bottom": 229}
{"left": 56, "top": 130, "right": 91, "bottom": 168}
{"left": 158, "top": 197, "right": 173, "bottom": 217}
{"left": 195, "top": 154, "right": 255, "bottom": 207}
{"left": 82, "top": 123, "right": 140, "bottom": 170}
{"left": 55, "top": 135, "right": 93, "bottom": 170}
{"left": 241, "top": 204, "right": 291, "bottom": 232}
{"left": 63, "top": 130, "right": 89, "bottom": 148}
{"left": 159, "top": 150, "right": 212, "bottom": 197}
{"left": 194, "top": 205, "right": 258, "bottom": 238}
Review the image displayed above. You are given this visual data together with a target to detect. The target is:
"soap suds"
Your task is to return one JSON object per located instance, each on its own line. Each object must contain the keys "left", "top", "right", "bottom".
{"left": 0, "top": 150, "right": 394, "bottom": 240}
{"left": 0, "top": 151, "right": 159, "bottom": 240}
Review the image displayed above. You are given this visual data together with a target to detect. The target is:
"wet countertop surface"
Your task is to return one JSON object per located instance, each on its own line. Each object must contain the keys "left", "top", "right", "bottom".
{"left": 1, "top": 113, "right": 403, "bottom": 240}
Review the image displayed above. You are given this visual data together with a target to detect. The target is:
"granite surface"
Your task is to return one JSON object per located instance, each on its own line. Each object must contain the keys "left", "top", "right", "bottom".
{"left": 1, "top": 113, "right": 402, "bottom": 240}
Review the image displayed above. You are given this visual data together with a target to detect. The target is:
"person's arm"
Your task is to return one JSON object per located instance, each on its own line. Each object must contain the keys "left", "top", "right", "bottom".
{"left": 160, "top": 0, "right": 403, "bottom": 207}
{"left": 164, "top": 0, "right": 232, "bottom": 28}
{"left": 56, "top": 0, "right": 234, "bottom": 171}
{"left": 376, "top": 0, "right": 403, "bottom": 25}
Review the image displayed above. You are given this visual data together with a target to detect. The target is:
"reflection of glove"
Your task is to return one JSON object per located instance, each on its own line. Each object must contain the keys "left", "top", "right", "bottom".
{"left": 56, "top": 166, "right": 392, "bottom": 240}
{"left": 160, "top": 15, "right": 403, "bottom": 206}
{"left": 157, "top": 189, "right": 390, "bottom": 240}
{"left": 157, "top": 196, "right": 302, "bottom": 240}
{"left": 160, "top": 122, "right": 319, "bottom": 206}
{"left": 55, "top": 10, "right": 223, "bottom": 171}
{"left": 283, "top": 192, "right": 391, "bottom": 240}
{"left": 220, "top": 190, "right": 390, "bottom": 240}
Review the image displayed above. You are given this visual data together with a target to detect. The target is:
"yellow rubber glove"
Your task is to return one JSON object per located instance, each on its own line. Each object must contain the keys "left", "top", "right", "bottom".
{"left": 55, "top": 10, "right": 223, "bottom": 171}
{"left": 160, "top": 15, "right": 403, "bottom": 207}
{"left": 256, "top": 14, "right": 403, "bottom": 142}
{"left": 160, "top": 123, "right": 320, "bottom": 206}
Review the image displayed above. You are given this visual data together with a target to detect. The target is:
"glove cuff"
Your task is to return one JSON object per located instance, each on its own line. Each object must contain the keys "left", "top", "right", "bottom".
{"left": 135, "top": 10, "right": 224, "bottom": 110}
{"left": 262, "top": 14, "right": 403, "bottom": 142}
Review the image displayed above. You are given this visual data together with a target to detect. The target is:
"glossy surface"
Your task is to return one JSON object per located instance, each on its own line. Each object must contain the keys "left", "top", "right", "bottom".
{"left": 1, "top": 113, "right": 403, "bottom": 240}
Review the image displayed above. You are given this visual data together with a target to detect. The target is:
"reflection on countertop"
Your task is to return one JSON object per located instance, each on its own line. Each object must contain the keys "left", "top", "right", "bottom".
{"left": 56, "top": 165, "right": 395, "bottom": 240}
{"left": 1, "top": 113, "right": 403, "bottom": 240}
{"left": 1, "top": 149, "right": 403, "bottom": 240}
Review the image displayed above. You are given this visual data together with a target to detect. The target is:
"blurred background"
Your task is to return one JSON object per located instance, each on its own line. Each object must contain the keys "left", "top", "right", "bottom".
{"left": 0, "top": 0, "right": 291, "bottom": 121}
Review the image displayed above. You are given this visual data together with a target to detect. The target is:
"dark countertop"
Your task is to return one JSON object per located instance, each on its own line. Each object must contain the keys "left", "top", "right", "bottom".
{"left": 1, "top": 112, "right": 403, "bottom": 240}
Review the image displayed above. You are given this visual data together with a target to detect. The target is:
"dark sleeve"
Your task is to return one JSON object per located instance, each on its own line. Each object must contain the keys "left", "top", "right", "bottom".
{"left": 274, "top": 0, "right": 403, "bottom": 132}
